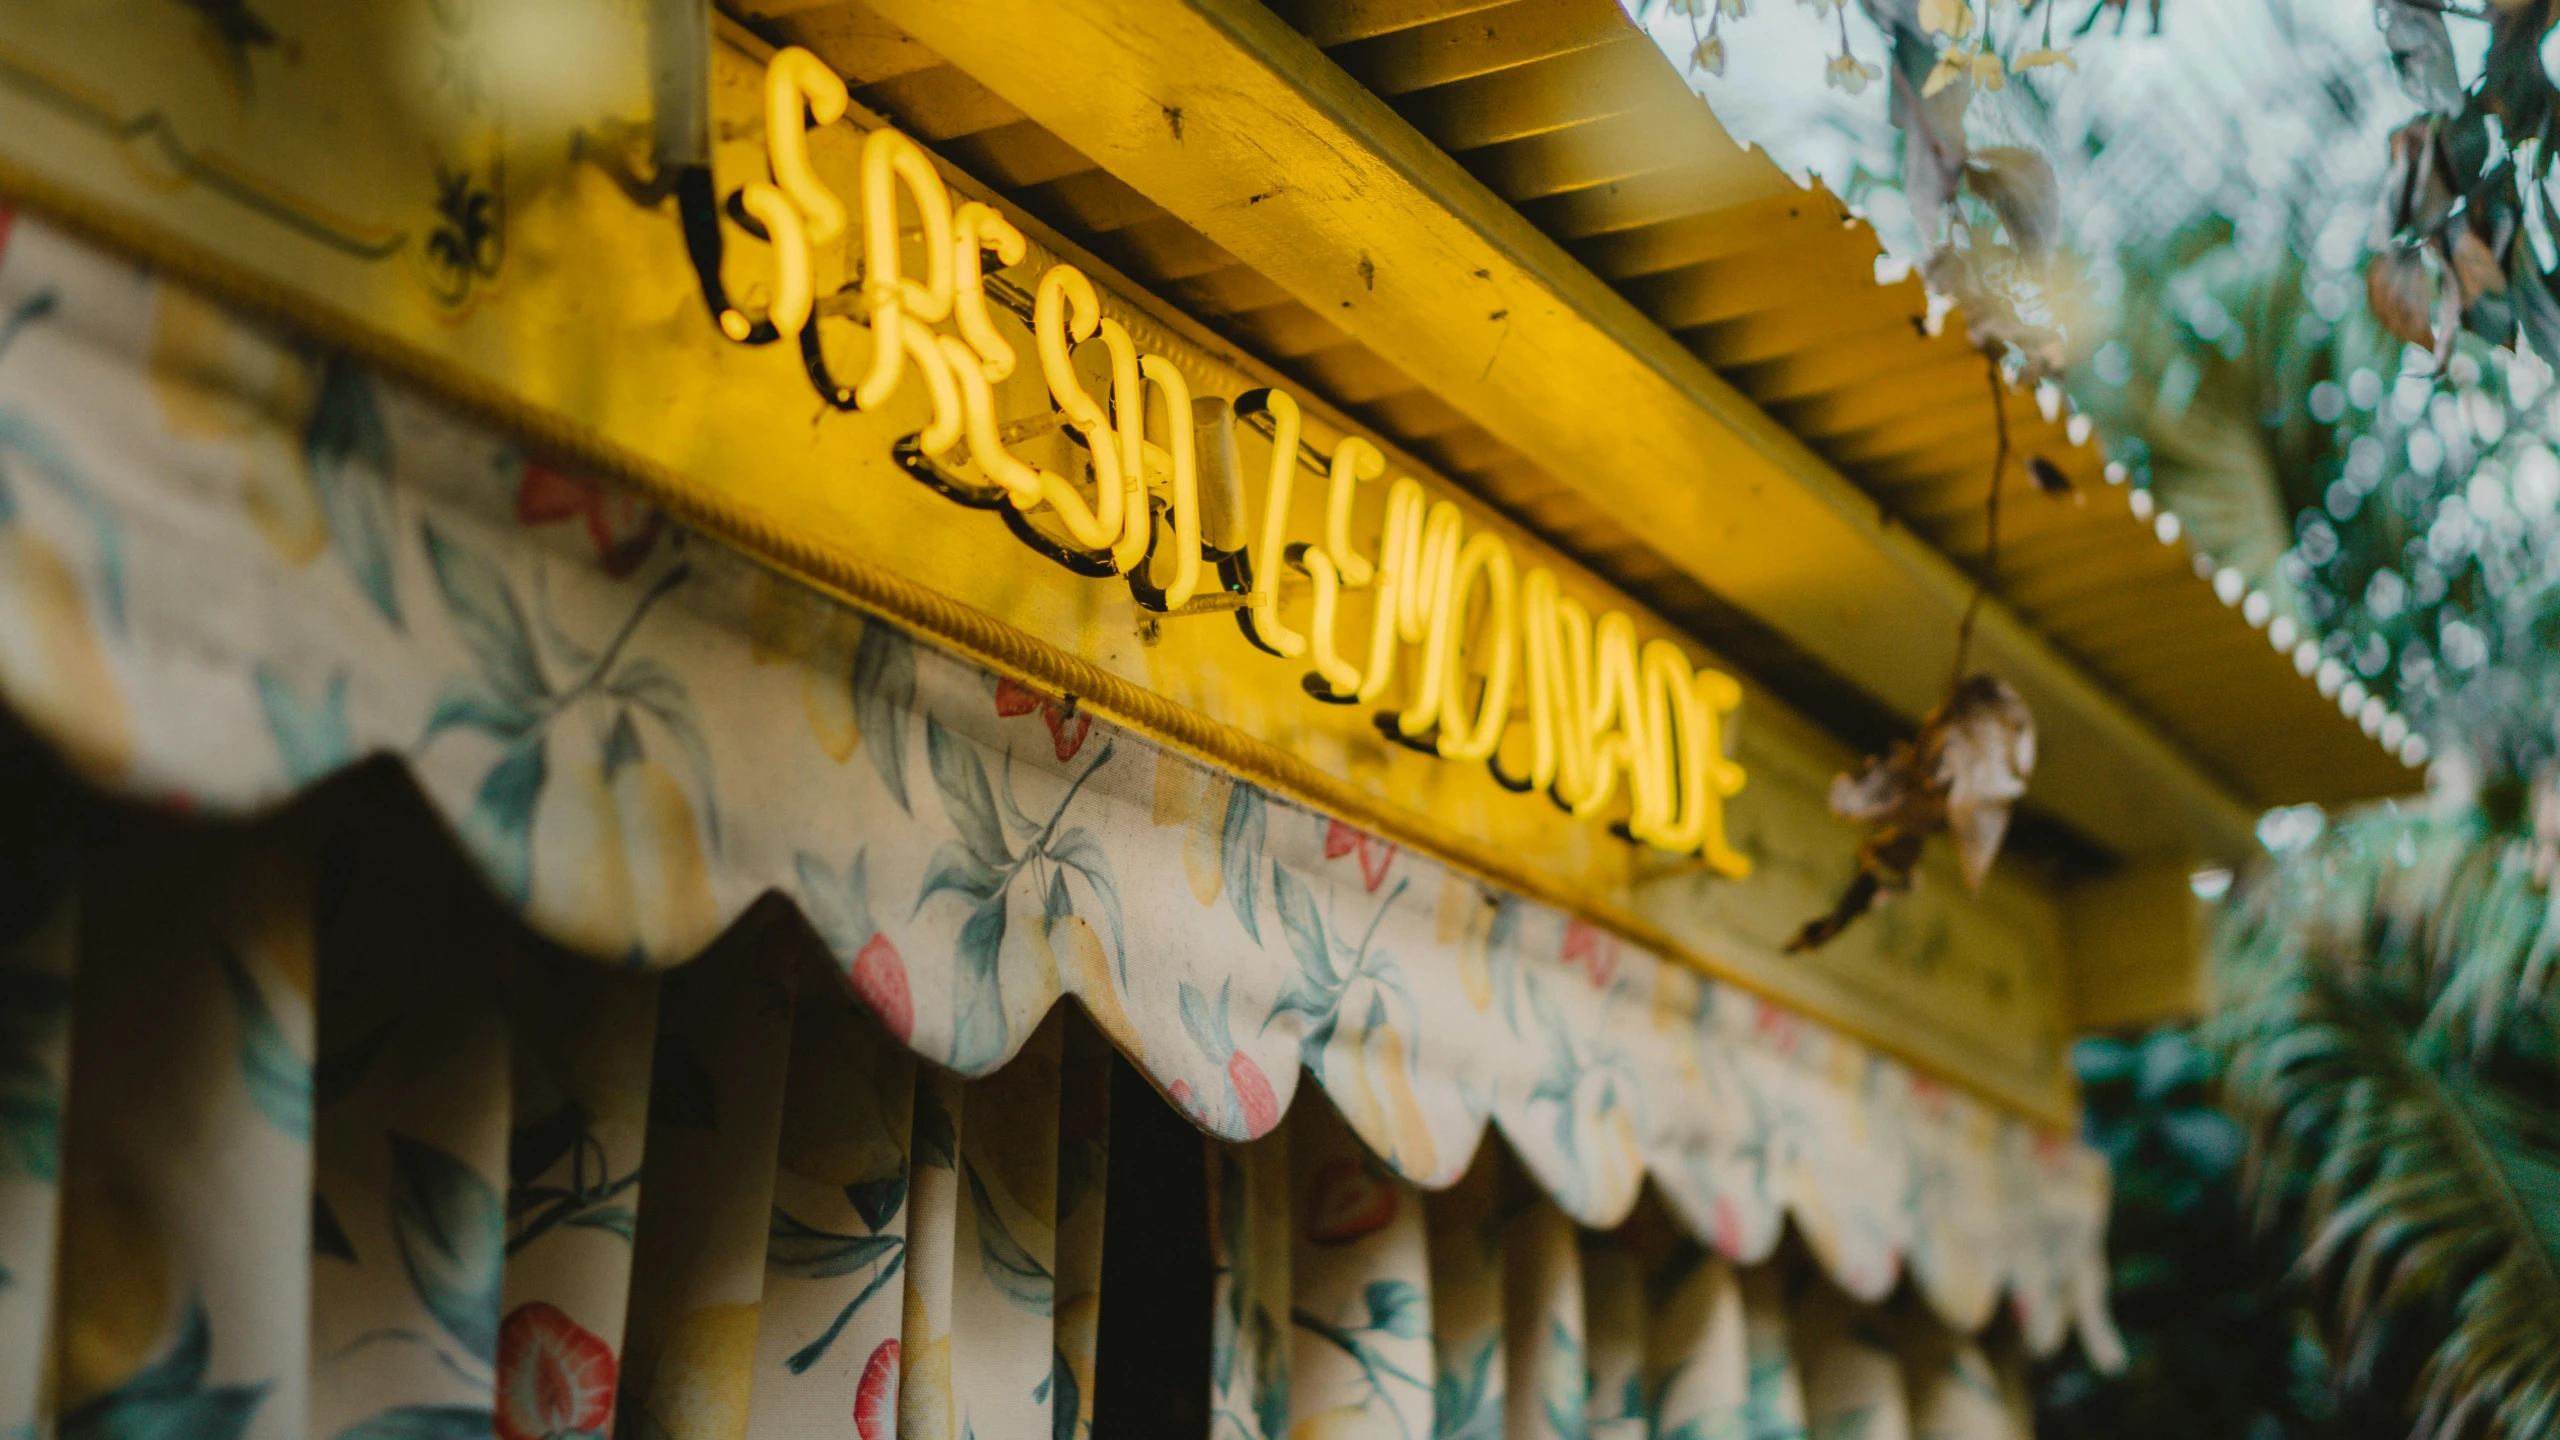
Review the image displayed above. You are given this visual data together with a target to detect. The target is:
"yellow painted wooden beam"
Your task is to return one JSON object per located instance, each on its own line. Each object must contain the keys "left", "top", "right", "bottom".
{"left": 2067, "top": 860, "right": 2210, "bottom": 1031}
{"left": 857, "top": 0, "right": 2266, "bottom": 862}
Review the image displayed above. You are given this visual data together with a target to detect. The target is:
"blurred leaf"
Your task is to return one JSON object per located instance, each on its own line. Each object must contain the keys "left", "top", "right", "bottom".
{"left": 2365, "top": 244, "right": 2436, "bottom": 349}
{"left": 1964, "top": 147, "right": 2061, "bottom": 267}
{"left": 2378, "top": 0, "right": 2462, "bottom": 114}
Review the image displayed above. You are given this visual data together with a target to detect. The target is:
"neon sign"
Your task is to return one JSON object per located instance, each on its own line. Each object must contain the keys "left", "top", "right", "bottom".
{"left": 699, "top": 48, "right": 1750, "bottom": 876}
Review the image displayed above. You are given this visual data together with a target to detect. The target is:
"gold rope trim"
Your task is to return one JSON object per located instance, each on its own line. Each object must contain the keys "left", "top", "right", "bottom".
{"left": 0, "top": 158, "right": 2077, "bottom": 1131}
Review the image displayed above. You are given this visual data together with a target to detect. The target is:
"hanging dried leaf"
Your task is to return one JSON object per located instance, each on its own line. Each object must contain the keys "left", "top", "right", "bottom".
{"left": 2379, "top": 0, "right": 2465, "bottom": 115}
{"left": 1921, "top": 246, "right": 2068, "bottom": 378}
{"left": 2432, "top": 235, "right": 2467, "bottom": 366}
{"left": 1938, "top": 674, "right": 2035, "bottom": 890}
{"left": 1829, "top": 748, "right": 1919, "bottom": 824}
{"left": 1963, "top": 147, "right": 2062, "bottom": 268}
{"left": 2366, "top": 243, "right": 2438, "bottom": 349}
{"left": 1786, "top": 674, "right": 2038, "bottom": 951}
{"left": 2450, "top": 224, "right": 2510, "bottom": 306}
{"left": 2374, "top": 119, "right": 2457, "bottom": 247}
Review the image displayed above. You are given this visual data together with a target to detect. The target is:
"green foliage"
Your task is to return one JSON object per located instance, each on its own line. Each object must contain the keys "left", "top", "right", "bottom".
{"left": 2213, "top": 810, "right": 2560, "bottom": 1438}
{"left": 2036, "top": 1028, "right": 2336, "bottom": 1440}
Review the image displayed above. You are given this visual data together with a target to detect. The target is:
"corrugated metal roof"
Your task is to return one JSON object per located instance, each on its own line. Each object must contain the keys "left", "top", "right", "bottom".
{"left": 733, "top": 0, "right": 2416, "bottom": 826}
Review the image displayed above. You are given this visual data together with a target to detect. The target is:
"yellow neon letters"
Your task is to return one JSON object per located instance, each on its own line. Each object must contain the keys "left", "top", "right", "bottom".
{"left": 740, "top": 52, "right": 1747, "bottom": 869}
{"left": 856, "top": 127, "right": 955, "bottom": 411}
{"left": 765, "top": 49, "right": 849, "bottom": 243}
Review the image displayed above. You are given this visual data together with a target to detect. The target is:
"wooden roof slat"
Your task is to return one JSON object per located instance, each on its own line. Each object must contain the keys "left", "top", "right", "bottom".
{"left": 1267, "top": 0, "right": 1515, "bottom": 45}
{"left": 1395, "top": 34, "right": 1686, "bottom": 153}
{"left": 1294, "top": 342, "right": 1425, "bottom": 405}
{"left": 1724, "top": 320, "right": 1946, "bottom": 405}
{"left": 1461, "top": 102, "right": 1713, "bottom": 202}
{"left": 1089, "top": 212, "right": 1240, "bottom": 282}
{"left": 1333, "top": 0, "right": 1628, "bottom": 96}
{"left": 937, "top": 120, "right": 1094, "bottom": 187}
{"left": 854, "top": 65, "right": 1027, "bottom": 140}
{"left": 1773, "top": 357, "right": 1991, "bottom": 441}
{"left": 1015, "top": 168, "right": 1169, "bottom": 234}
{"left": 1525, "top": 159, "right": 1795, "bottom": 239}
{"left": 1362, "top": 387, "right": 1478, "bottom": 441}
{"left": 1577, "top": 190, "right": 1852, "bottom": 282}
{"left": 1216, "top": 300, "right": 1356, "bottom": 359}
{"left": 760, "top": 5, "right": 944, "bottom": 84}
{"left": 1628, "top": 229, "right": 1888, "bottom": 332}
{"left": 1168, "top": 262, "right": 1301, "bottom": 316}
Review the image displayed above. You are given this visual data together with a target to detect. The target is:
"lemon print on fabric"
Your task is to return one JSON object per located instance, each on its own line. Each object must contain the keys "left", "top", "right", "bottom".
{"left": 1266, "top": 868, "right": 1436, "bottom": 1171}
{"left": 899, "top": 1332, "right": 953, "bottom": 1440}
{"left": 0, "top": 292, "right": 136, "bottom": 781}
{"left": 645, "top": 1301, "right": 760, "bottom": 1440}
{"left": 1568, "top": 1065, "right": 1642, "bottom": 1213}
{"left": 748, "top": 572, "right": 863, "bottom": 763}
{"left": 417, "top": 521, "right": 722, "bottom": 966}
{"left": 1435, "top": 872, "right": 1510, "bottom": 1014}
{"left": 53, "top": 1166, "right": 170, "bottom": 1413}
{"left": 151, "top": 289, "right": 405, "bottom": 627}
{"left": 149, "top": 286, "right": 325, "bottom": 564}
{"left": 1320, "top": 1009, "right": 1437, "bottom": 1182}
{"left": 531, "top": 711, "right": 719, "bottom": 965}
{"left": 1038, "top": 912, "right": 1141, "bottom": 1064}
{"left": 1151, "top": 754, "right": 1274, "bottom": 944}
{"left": 910, "top": 713, "right": 1126, "bottom": 1072}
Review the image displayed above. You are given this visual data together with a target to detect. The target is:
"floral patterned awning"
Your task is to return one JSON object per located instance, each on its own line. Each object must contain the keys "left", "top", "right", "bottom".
{"left": 0, "top": 211, "right": 2120, "bottom": 1358}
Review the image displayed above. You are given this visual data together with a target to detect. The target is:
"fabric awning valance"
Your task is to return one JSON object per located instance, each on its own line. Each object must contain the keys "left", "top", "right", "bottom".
{"left": 0, "top": 210, "right": 2119, "bottom": 1360}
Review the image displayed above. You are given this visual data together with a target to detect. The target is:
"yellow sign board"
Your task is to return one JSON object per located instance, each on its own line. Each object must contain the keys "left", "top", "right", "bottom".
{"left": 0, "top": 2, "right": 2073, "bottom": 1120}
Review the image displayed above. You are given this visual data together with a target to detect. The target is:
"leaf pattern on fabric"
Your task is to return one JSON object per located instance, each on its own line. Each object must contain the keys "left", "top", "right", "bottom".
{"left": 852, "top": 620, "right": 915, "bottom": 813}
{"left": 314, "top": 1191, "right": 356, "bottom": 1262}
{"left": 1045, "top": 1345, "right": 1078, "bottom": 1440}
{"left": 1180, "top": 980, "right": 1280, "bottom": 1139}
{"left": 605, "top": 655, "right": 721, "bottom": 851}
{"left": 56, "top": 1305, "right": 265, "bottom": 1440}
{"left": 1809, "top": 1411, "right": 1874, "bottom": 1440}
{"left": 918, "top": 719, "right": 1124, "bottom": 1070}
{"left": 1433, "top": 1335, "right": 1502, "bottom": 1440}
{"left": 386, "top": 1131, "right": 506, "bottom": 1365}
{"left": 419, "top": 526, "right": 710, "bottom": 954}
{"left": 915, "top": 1082, "right": 957, "bottom": 1171}
{"left": 0, "top": 396, "right": 128, "bottom": 628}
{"left": 256, "top": 667, "right": 355, "bottom": 787}
{"left": 1223, "top": 785, "right": 1267, "bottom": 943}
{"left": 963, "top": 1158, "right": 1052, "bottom": 1315}
{"left": 508, "top": 1099, "right": 640, "bottom": 1253}
{"left": 0, "top": 962, "right": 67, "bottom": 1179}
{"left": 768, "top": 1206, "right": 908, "bottom": 1374}
{"left": 421, "top": 521, "right": 549, "bottom": 719}
{"left": 329, "top": 1404, "right": 496, "bottom": 1440}
{"left": 1291, "top": 1296, "right": 1434, "bottom": 1438}
{"left": 302, "top": 358, "right": 401, "bottom": 628}
{"left": 1541, "top": 1318, "right": 1591, "bottom": 1440}
{"left": 211, "top": 935, "right": 310, "bottom": 1141}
